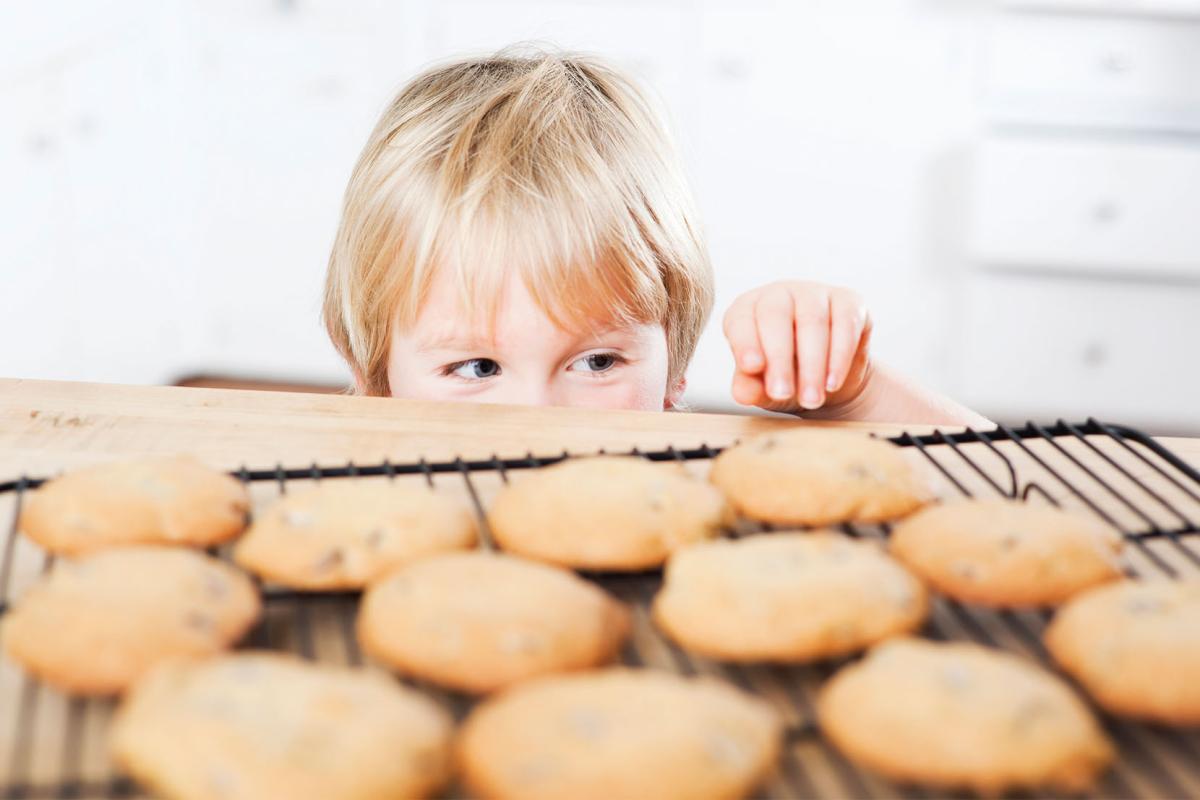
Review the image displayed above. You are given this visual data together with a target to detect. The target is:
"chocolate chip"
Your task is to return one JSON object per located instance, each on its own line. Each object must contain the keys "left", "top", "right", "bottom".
{"left": 184, "top": 610, "right": 214, "bottom": 633}
{"left": 825, "top": 545, "right": 851, "bottom": 564}
{"left": 849, "top": 462, "right": 888, "bottom": 483}
{"left": 364, "top": 527, "right": 386, "bottom": 548}
{"left": 565, "top": 708, "right": 607, "bottom": 741}
{"left": 204, "top": 573, "right": 228, "bottom": 600}
{"left": 283, "top": 509, "right": 314, "bottom": 528}
{"left": 782, "top": 551, "right": 807, "bottom": 569}
{"left": 830, "top": 621, "right": 859, "bottom": 642}
{"left": 941, "top": 663, "right": 972, "bottom": 692}
{"left": 67, "top": 514, "right": 93, "bottom": 532}
{"left": 705, "top": 731, "right": 748, "bottom": 768}
{"left": 1011, "top": 698, "right": 1053, "bottom": 734}
{"left": 499, "top": 630, "right": 545, "bottom": 655}
{"left": 884, "top": 579, "right": 915, "bottom": 611}
{"left": 951, "top": 560, "right": 980, "bottom": 582}
{"left": 313, "top": 548, "right": 344, "bottom": 573}
{"left": 228, "top": 660, "right": 263, "bottom": 681}
{"left": 386, "top": 576, "right": 412, "bottom": 596}
{"left": 1125, "top": 595, "right": 1165, "bottom": 615}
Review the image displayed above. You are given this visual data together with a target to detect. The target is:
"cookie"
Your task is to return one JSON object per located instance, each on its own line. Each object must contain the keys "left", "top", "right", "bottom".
{"left": 653, "top": 532, "right": 928, "bottom": 662}
{"left": 111, "top": 652, "right": 453, "bottom": 800}
{"left": 2, "top": 547, "right": 260, "bottom": 695}
{"left": 817, "top": 638, "right": 1114, "bottom": 794}
{"left": 19, "top": 455, "right": 250, "bottom": 555}
{"left": 1045, "top": 579, "right": 1200, "bottom": 726}
{"left": 488, "top": 456, "right": 731, "bottom": 571}
{"left": 358, "top": 551, "right": 630, "bottom": 693}
{"left": 457, "top": 668, "right": 782, "bottom": 800}
{"left": 889, "top": 499, "right": 1123, "bottom": 608}
{"left": 708, "top": 428, "right": 929, "bottom": 526}
{"left": 233, "top": 481, "right": 477, "bottom": 590}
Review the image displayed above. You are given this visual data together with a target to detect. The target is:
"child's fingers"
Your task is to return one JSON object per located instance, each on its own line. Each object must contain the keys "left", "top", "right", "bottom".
{"left": 826, "top": 293, "right": 868, "bottom": 393}
{"left": 754, "top": 293, "right": 797, "bottom": 401}
{"left": 721, "top": 298, "right": 765, "bottom": 374}
{"left": 794, "top": 294, "right": 830, "bottom": 410}
{"left": 730, "top": 370, "right": 768, "bottom": 407}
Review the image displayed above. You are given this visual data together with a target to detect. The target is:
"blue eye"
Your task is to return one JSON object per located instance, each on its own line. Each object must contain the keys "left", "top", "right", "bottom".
{"left": 570, "top": 352, "right": 623, "bottom": 374}
{"left": 447, "top": 358, "right": 501, "bottom": 380}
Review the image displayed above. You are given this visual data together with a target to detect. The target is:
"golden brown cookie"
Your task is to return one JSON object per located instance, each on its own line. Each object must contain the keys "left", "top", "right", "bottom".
{"left": 233, "top": 481, "right": 477, "bottom": 590}
{"left": 358, "top": 552, "right": 630, "bottom": 693}
{"left": 1045, "top": 579, "right": 1200, "bottom": 726}
{"left": 708, "top": 428, "right": 929, "bottom": 526}
{"left": 111, "top": 652, "right": 454, "bottom": 800}
{"left": 889, "top": 499, "right": 1123, "bottom": 607}
{"left": 2, "top": 547, "right": 260, "bottom": 695}
{"left": 653, "top": 532, "right": 928, "bottom": 662}
{"left": 817, "top": 638, "right": 1114, "bottom": 795}
{"left": 488, "top": 456, "right": 731, "bottom": 571}
{"left": 457, "top": 668, "right": 782, "bottom": 800}
{"left": 19, "top": 455, "right": 250, "bottom": 555}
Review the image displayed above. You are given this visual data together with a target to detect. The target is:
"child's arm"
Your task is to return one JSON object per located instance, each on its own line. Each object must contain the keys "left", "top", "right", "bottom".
{"left": 722, "top": 281, "right": 992, "bottom": 428}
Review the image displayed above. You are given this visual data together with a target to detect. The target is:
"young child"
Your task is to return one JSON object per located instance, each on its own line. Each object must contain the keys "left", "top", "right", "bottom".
{"left": 323, "top": 49, "right": 988, "bottom": 427}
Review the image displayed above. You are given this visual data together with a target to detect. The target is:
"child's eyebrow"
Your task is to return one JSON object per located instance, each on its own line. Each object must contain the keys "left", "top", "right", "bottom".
{"left": 414, "top": 322, "right": 646, "bottom": 354}
{"left": 414, "top": 332, "right": 494, "bottom": 353}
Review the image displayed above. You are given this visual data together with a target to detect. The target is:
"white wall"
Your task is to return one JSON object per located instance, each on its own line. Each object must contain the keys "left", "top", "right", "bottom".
{"left": 2, "top": 0, "right": 1198, "bottom": 432}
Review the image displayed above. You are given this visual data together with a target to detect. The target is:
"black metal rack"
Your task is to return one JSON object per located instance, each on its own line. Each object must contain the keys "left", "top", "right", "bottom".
{"left": 1, "top": 419, "right": 1199, "bottom": 799}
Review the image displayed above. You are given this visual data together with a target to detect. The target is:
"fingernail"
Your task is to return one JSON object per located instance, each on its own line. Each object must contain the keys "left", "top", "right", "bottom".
{"left": 770, "top": 378, "right": 791, "bottom": 399}
{"left": 801, "top": 387, "right": 823, "bottom": 409}
{"left": 826, "top": 374, "right": 839, "bottom": 392}
{"left": 742, "top": 351, "right": 763, "bottom": 371}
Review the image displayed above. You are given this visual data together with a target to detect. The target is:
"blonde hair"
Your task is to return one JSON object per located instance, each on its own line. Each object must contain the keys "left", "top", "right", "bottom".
{"left": 323, "top": 47, "right": 713, "bottom": 397}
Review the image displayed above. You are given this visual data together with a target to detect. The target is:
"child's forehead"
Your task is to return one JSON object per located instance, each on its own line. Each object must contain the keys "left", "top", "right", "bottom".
{"left": 407, "top": 264, "right": 648, "bottom": 350}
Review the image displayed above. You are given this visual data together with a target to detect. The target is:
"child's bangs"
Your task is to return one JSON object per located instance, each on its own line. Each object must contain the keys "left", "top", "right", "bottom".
{"left": 429, "top": 194, "right": 669, "bottom": 339}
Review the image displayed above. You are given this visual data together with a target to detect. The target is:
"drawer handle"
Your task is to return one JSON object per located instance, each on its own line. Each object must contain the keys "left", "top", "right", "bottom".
{"left": 712, "top": 57, "right": 750, "bottom": 81}
{"left": 1090, "top": 201, "right": 1121, "bottom": 226}
{"left": 1082, "top": 342, "right": 1108, "bottom": 368}
{"left": 1098, "top": 52, "right": 1130, "bottom": 75}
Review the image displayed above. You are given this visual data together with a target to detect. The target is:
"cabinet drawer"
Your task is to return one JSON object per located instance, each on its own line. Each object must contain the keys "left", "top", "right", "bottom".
{"left": 969, "top": 136, "right": 1200, "bottom": 276}
{"left": 984, "top": 13, "right": 1200, "bottom": 131}
{"left": 959, "top": 274, "right": 1200, "bottom": 429}
{"left": 1001, "top": 0, "right": 1200, "bottom": 18}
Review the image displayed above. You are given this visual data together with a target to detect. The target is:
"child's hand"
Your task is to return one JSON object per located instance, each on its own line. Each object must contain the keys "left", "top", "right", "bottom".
{"left": 722, "top": 281, "right": 873, "bottom": 414}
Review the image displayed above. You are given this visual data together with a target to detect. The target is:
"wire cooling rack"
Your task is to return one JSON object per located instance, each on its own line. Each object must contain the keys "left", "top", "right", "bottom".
{"left": 1, "top": 419, "right": 1199, "bottom": 799}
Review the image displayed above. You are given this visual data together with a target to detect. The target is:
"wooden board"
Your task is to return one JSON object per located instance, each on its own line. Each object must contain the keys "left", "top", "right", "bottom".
{"left": 2, "top": 379, "right": 1199, "bottom": 798}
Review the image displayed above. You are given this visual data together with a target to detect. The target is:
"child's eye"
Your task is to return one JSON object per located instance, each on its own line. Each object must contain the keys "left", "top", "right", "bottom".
{"left": 569, "top": 352, "right": 625, "bottom": 375}
{"left": 445, "top": 358, "right": 501, "bottom": 380}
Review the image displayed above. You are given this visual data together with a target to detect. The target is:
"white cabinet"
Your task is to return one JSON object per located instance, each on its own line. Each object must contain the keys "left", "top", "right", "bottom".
{"left": 967, "top": 5, "right": 1200, "bottom": 431}
{"left": 984, "top": 13, "right": 1200, "bottom": 132}
{"left": 1002, "top": 0, "right": 1200, "bottom": 16}
{"left": 969, "top": 136, "right": 1200, "bottom": 277}
{"left": 960, "top": 273, "right": 1200, "bottom": 427}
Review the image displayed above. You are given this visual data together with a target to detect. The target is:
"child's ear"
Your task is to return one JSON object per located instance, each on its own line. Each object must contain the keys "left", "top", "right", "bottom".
{"left": 664, "top": 377, "right": 687, "bottom": 410}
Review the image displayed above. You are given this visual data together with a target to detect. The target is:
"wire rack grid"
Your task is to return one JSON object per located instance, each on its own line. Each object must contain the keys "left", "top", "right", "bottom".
{"left": 1, "top": 418, "right": 1199, "bottom": 799}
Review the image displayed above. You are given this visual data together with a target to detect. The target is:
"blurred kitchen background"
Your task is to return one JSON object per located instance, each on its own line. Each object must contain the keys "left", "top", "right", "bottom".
{"left": 2, "top": 0, "right": 1198, "bottom": 433}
